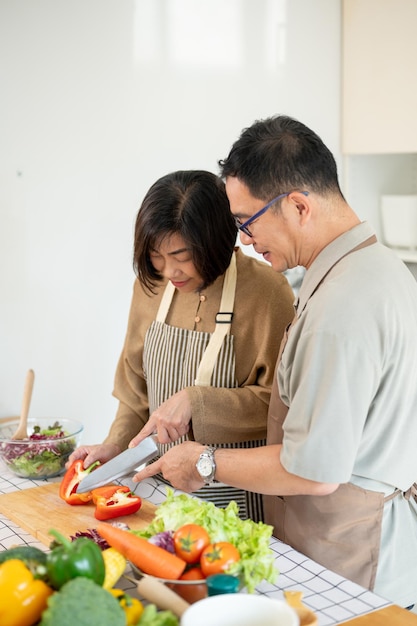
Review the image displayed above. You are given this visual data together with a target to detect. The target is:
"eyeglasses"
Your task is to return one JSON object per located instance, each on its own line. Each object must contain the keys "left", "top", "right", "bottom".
{"left": 235, "top": 191, "right": 309, "bottom": 237}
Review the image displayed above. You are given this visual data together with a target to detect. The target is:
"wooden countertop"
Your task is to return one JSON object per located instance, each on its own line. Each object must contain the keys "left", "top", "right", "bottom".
{"left": 342, "top": 605, "right": 417, "bottom": 625}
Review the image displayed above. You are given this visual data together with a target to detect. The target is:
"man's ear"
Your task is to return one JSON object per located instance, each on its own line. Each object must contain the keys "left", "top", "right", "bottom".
{"left": 290, "top": 191, "right": 311, "bottom": 225}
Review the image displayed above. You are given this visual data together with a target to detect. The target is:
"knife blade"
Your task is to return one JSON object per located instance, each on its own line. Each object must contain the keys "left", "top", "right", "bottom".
{"left": 76, "top": 436, "right": 159, "bottom": 493}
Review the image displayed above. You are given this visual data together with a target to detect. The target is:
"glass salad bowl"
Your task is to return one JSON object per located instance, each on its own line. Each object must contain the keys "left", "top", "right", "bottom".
{"left": 0, "top": 417, "right": 83, "bottom": 479}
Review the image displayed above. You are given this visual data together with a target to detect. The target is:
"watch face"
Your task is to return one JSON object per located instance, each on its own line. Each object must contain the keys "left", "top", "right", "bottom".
{"left": 197, "top": 456, "right": 213, "bottom": 477}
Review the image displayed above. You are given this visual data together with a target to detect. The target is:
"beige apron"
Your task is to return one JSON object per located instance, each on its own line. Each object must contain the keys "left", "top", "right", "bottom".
{"left": 264, "top": 235, "right": 416, "bottom": 590}
{"left": 143, "top": 252, "right": 265, "bottom": 521}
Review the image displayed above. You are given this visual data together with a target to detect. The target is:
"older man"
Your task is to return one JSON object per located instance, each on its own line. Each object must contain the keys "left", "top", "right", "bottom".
{"left": 132, "top": 115, "right": 417, "bottom": 608}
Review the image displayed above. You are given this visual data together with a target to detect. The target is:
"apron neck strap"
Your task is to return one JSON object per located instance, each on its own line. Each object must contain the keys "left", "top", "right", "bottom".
{"left": 195, "top": 251, "right": 237, "bottom": 386}
{"left": 154, "top": 252, "right": 238, "bottom": 387}
{"left": 156, "top": 281, "right": 176, "bottom": 323}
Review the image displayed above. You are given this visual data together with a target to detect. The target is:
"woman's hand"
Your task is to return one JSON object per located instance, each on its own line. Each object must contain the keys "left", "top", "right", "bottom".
{"left": 129, "top": 389, "right": 192, "bottom": 447}
{"left": 66, "top": 443, "right": 122, "bottom": 469}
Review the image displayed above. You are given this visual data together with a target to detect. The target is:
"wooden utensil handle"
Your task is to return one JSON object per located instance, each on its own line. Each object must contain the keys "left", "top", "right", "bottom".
{"left": 136, "top": 575, "right": 190, "bottom": 617}
{"left": 21, "top": 369, "right": 35, "bottom": 417}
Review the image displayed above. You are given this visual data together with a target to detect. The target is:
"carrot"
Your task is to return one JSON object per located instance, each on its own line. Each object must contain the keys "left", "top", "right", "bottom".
{"left": 96, "top": 522, "right": 186, "bottom": 580}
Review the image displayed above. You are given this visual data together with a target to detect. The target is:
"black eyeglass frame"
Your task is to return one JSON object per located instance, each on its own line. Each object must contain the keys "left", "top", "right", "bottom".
{"left": 235, "top": 191, "right": 309, "bottom": 237}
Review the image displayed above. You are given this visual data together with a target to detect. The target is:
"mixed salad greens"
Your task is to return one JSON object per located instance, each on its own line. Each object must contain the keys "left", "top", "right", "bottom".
{"left": 1, "top": 421, "right": 76, "bottom": 478}
{"left": 134, "top": 489, "right": 278, "bottom": 593}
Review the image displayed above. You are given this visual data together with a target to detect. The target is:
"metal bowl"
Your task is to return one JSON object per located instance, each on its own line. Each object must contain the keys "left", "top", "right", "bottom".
{"left": 130, "top": 563, "right": 241, "bottom": 605}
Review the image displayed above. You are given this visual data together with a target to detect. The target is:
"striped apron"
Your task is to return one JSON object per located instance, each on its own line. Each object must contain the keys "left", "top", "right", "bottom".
{"left": 143, "top": 252, "right": 265, "bottom": 521}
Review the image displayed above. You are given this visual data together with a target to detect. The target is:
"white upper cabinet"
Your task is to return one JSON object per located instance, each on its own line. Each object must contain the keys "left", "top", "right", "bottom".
{"left": 342, "top": 0, "right": 417, "bottom": 154}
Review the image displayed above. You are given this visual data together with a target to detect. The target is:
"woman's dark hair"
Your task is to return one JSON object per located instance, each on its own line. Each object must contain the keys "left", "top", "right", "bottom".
{"left": 133, "top": 170, "right": 237, "bottom": 293}
{"left": 219, "top": 115, "right": 344, "bottom": 201}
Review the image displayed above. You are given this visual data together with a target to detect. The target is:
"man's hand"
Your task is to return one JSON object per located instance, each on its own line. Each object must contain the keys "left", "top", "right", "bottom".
{"left": 132, "top": 441, "right": 205, "bottom": 493}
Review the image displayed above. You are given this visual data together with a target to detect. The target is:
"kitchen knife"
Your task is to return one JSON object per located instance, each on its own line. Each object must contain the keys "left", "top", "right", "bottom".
{"left": 76, "top": 436, "right": 158, "bottom": 493}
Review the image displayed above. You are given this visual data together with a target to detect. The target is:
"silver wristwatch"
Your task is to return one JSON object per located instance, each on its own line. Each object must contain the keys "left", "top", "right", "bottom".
{"left": 196, "top": 446, "right": 217, "bottom": 484}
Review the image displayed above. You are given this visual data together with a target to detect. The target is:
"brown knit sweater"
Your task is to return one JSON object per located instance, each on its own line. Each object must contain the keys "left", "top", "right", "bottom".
{"left": 105, "top": 248, "right": 294, "bottom": 449}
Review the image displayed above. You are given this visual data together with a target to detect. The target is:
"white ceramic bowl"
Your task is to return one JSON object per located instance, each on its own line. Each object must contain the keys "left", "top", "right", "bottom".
{"left": 180, "top": 593, "right": 299, "bottom": 626}
{"left": 0, "top": 417, "right": 83, "bottom": 478}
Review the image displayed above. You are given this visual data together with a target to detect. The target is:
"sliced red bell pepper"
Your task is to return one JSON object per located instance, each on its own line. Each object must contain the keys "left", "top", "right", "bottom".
{"left": 94, "top": 488, "right": 142, "bottom": 521}
{"left": 59, "top": 459, "right": 100, "bottom": 505}
{"left": 91, "top": 484, "right": 131, "bottom": 505}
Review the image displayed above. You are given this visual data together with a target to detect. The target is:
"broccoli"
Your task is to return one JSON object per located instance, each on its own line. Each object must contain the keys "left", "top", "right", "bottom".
{"left": 39, "top": 576, "right": 125, "bottom": 626}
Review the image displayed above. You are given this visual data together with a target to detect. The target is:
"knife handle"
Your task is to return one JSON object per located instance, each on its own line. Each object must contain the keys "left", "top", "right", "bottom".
{"left": 136, "top": 575, "right": 190, "bottom": 617}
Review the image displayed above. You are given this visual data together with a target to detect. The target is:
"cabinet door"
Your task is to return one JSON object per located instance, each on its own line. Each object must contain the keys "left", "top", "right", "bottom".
{"left": 342, "top": 0, "right": 417, "bottom": 154}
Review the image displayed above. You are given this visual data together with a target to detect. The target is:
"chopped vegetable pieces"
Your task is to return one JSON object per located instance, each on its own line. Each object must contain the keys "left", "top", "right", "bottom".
{"left": 59, "top": 460, "right": 99, "bottom": 505}
{"left": 91, "top": 485, "right": 129, "bottom": 504}
{"left": 149, "top": 530, "right": 175, "bottom": 553}
{"left": 94, "top": 488, "right": 142, "bottom": 521}
{"left": 1, "top": 421, "right": 76, "bottom": 478}
{"left": 70, "top": 528, "right": 110, "bottom": 550}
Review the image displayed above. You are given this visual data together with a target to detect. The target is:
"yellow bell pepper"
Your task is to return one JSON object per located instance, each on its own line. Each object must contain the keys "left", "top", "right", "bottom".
{"left": 0, "top": 558, "right": 54, "bottom": 626}
{"left": 102, "top": 547, "right": 127, "bottom": 589}
{"left": 110, "top": 588, "right": 144, "bottom": 625}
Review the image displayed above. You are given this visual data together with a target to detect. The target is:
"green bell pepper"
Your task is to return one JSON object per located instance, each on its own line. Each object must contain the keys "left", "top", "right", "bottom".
{"left": 46, "top": 529, "right": 105, "bottom": 590}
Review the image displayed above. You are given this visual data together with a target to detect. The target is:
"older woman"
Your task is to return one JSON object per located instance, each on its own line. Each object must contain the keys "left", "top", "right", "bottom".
{"left": 69, "top": 170, "right": 294, "bottom": 520}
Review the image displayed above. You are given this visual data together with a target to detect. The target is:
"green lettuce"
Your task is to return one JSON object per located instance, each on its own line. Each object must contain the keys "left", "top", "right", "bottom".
{"left": 138, "top": 604, "right": 178, "bottom": 626}
{"left": 134, "top": 489, "right": 278, "bottom": 593}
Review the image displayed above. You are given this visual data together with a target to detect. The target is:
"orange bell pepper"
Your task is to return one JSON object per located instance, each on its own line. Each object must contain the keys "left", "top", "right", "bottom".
{"left": 59, "top": 459, "right": 100, "bottom": 505}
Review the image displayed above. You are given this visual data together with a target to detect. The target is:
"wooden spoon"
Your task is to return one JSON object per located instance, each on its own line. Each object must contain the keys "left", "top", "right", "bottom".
{"left": 124, "top": 574, "right": 190, "bottom": 617}
{"left": 12, "top": 369, "right": 35, "bottom": 440}
{"left": 284, "top": 590, "right": 318, "bottom": 626}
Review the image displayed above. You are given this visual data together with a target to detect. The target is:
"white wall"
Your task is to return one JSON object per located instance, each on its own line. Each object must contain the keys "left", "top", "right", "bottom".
{"left": 0, "top": 0, "right": 342, "bottom": 444}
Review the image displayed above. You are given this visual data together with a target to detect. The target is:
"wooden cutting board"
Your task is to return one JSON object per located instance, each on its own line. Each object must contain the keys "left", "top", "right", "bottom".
{"left": 342, "top": 605, "right": 417, "bottom": 625}
{"left": 0, "top": 482, "right": 157, "bottom": 546}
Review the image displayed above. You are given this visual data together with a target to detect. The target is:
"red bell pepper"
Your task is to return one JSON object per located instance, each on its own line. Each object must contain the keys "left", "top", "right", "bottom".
{"left": 91, "top": 484, "right": 131, "bottom": 505}
{"left": 59, "top": 460, "right": 100, "bottom": 505}
{"left": 94, "top": 488, "right": 142, "bottom": 521}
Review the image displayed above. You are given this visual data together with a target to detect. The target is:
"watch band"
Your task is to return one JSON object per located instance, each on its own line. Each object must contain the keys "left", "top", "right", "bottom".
{"left": 196, "top": 446, "right": 217, "bottom": 484}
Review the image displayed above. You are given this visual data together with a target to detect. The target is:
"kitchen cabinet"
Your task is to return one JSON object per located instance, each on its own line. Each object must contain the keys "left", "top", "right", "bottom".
{"left": 342, "top": 0, "right": 417, "bottom": 154}
{"left": 341, "top": 0, "right": 417, "bottom": 268}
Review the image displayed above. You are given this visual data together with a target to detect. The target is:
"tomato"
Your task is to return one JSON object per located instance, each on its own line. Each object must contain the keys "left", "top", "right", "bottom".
{"left": 173, "top": 524, "right": 210, "bottom": 564}
{"left": 168, "top": 567, "right": 207, "bottom": 604}
{"left": 181, "top": 566, "right": 205, "bottom": 581}
{"left": 200, "top": 542, "right": 240, "bottom": 577}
